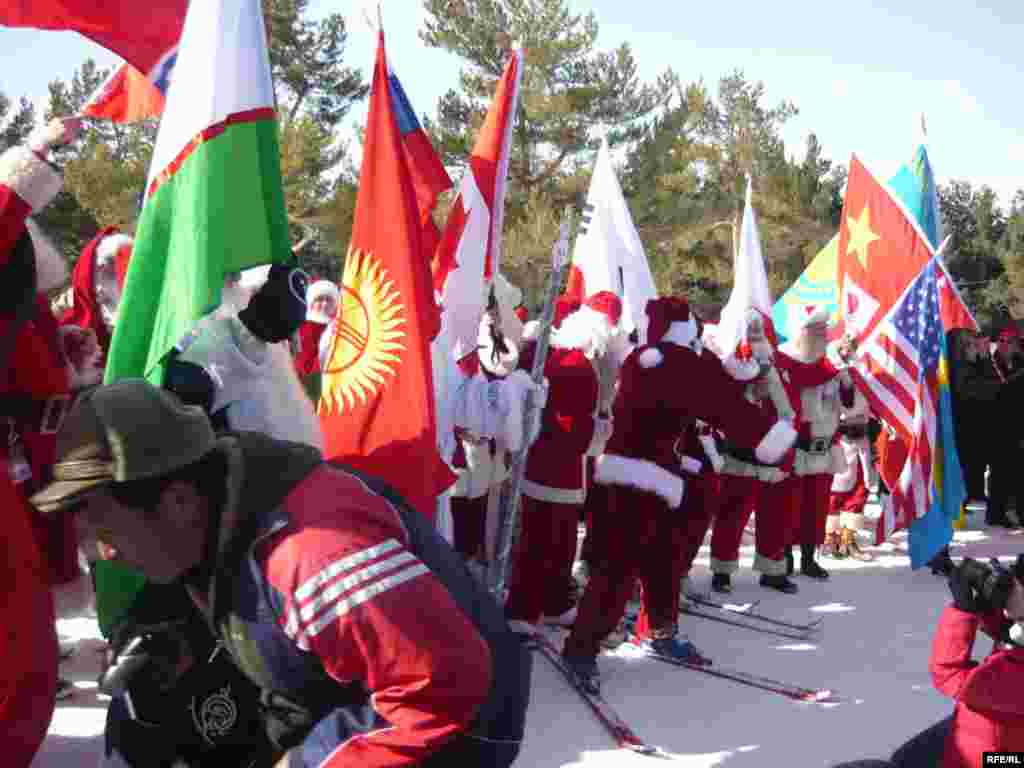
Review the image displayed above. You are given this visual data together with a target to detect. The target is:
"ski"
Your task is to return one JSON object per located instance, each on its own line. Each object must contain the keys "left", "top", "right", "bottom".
{"left": 686, "top": 591, "right": 823, "bottom": 633}
{"left": 681, "top": 605, "right": 812, "bottom": 640}
{"left": 529, "top": 634, "right": 667, "bottom": 757}
{"left": 642, "top": 649, "right": 835, "bottom": 703}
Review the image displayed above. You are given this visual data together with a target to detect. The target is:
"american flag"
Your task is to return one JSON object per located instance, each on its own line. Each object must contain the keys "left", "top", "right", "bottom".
{"left": 850, "top": 260, "right": 945, "bottom": 542}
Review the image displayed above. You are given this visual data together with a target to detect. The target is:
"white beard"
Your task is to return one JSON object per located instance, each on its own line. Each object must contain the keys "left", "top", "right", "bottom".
{"left": 782, "top": 331, "right": 827, "bottom": 363}
{"left": 306, "top": 308, "right": 333, "bottom": 325}
{"left": 25, "top": 218, "right": 67, "bottom": 293}
{"left": 551, "top": 306, "right": 615, "bottom": 359}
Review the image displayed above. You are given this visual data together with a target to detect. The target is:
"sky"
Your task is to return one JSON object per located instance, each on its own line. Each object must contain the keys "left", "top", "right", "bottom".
{"left": 1, "top": 0, "right": 1022, "bottom": 206}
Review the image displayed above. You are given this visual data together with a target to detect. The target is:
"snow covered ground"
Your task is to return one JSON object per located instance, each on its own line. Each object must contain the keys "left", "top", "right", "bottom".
{"left": 34, "top": 500, "right": 1024, "bottom": 768}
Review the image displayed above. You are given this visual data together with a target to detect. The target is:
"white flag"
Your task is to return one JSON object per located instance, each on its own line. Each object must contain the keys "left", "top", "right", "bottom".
{"left": 716, "top": 176, "right": 774, "bottom": 361}
{"left": 566, "top": 138, "right": 658, "bottom": 340}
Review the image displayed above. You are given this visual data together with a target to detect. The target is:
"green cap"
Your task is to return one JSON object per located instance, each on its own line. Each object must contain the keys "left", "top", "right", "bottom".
{"left": 30, "top": 379, "right": 216, "bottom": 514}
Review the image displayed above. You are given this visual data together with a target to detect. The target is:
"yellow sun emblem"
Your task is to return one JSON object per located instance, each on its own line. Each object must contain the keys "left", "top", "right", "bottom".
{"left": 320, "top": 247, "right": 406, "bottom": 414}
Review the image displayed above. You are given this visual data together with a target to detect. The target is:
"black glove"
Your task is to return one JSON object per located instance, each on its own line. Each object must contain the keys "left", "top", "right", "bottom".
{"left": 99, "top": 620, "right": 194, "bottom": 702}
{"left": 238, "top": 264, "right": 309, "bottom": 343}
{"left": 948, "top": 557, "right": 1014, "bottom": 614}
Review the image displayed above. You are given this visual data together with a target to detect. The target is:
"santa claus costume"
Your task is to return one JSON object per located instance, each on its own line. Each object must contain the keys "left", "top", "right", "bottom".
{"left": 293, "top": 278, "right": 338, "bottom": 378}
{"left": 504, "top": 291, "right": 620, "bottom": 632}
{"left": 61, "top": 228, "right": 133, "bottom": 361}
{"left": 561, "top": 297, "right": 798, "bottom": 692}
{"left": 774, "top": 306, "right": 855, "bottom": 579}
{"left": 825, "top": 383, "right": 876, "bottom": 560}
{"left": 0, "top": 118, "right": 87, "bottom": 766}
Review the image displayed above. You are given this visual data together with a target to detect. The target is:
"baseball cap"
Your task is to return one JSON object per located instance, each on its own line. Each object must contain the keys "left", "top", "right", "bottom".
{"left": 30, "top": 379, "right": 216, "bottom": 514}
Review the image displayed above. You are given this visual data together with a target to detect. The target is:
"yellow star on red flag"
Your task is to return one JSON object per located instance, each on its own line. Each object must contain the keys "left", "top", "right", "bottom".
{"left": 845, "top": 204, "right": 880, "bottom": 269}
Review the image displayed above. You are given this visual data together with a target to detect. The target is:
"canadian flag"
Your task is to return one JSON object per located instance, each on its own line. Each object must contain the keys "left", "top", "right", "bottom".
{"left": 431, "top": 49, "right": 523, "bottom": 362}
{"left": 716, "top": 177, "right": 773, "bottom": 361}
{"left": 564, "top": 138, "right": 657, "bottom": 340}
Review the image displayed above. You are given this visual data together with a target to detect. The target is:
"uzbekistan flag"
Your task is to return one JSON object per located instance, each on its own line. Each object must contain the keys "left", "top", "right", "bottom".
{"left": 97, "top": 0, "right": 290, "bottom": 636}
{"left": 105, "top": 0, "right": 291, "bottom": 386}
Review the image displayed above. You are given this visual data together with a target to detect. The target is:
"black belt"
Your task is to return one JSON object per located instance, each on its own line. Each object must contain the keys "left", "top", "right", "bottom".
{"left": 717, "top": 440, "right": 770, "bottom": 467}
{"left": 798, "top": 436, "right": 830, "bottom": 455}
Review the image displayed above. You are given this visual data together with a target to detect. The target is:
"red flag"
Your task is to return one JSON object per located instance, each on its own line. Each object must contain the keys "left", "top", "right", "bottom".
{"left": 319, "top": 33, "right": 454, "bottom": 519}
{"left": 82, "top": 63, "right": 165, "bottom": 123}
{"left": 837, "top": 156, "right": 936, "bottom": 345}
{"left": 388, "top": 73, "right": 451, "bottom": 271}
{"left": 432, "top": 50, "right": 523, "bottom": 360}
{"left": 1, "top": 1, "right": 185, "bottom": 93}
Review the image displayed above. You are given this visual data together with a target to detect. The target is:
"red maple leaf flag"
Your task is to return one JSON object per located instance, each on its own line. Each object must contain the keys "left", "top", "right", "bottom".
{"left": 319, "top": 32, "right": 454, "bottom": 519}
{"left": 837, "top": 155, "right": 937, "bottom": 346}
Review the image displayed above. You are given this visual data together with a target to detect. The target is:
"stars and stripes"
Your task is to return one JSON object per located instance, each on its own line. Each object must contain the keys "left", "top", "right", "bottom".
{"left": 284, "top": 538, "right": 430, "bottom": 649}
{"left": 851, "top": 259, "right": 945, "bottom": 542}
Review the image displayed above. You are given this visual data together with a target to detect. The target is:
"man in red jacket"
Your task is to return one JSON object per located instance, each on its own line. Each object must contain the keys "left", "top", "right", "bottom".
{"left": 915, "top": 557, "right": 1024, "bottom": 768}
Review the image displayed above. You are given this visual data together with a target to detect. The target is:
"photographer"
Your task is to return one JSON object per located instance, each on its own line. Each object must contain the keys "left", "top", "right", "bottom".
{"left": 903, "top": 556, "right": 1024, "bottom": 767}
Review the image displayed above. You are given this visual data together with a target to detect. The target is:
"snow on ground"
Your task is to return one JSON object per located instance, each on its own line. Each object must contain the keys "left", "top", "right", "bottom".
{"left": 34, "top": 501, "right": 1024, "bottom": 767}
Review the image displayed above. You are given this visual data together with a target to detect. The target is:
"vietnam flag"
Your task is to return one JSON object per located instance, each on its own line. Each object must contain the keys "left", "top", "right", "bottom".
{"left": 837, "top": 155, "right": 937, "bottom": 346}
{"left": 1, "top": 1, "right": 186, "bottom": 94}
{"left": 82, "top": 62, "right": 166, "bottom": 123}
{"left": 320, "top": 32, "right": 454, "bottom": 519}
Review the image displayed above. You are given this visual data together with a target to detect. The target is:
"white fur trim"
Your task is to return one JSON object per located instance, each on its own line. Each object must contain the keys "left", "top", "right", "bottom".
{"left": 95, "top": 234, "right": 133, "bottom": 265}
{"left": 0, "top": 145, "right": 61, "bottom": 213}
{"left": 710, "top": 557, "right": 739, "bottom": 575}
{"left": 724, "top": 356, "right": 760, "bottom": 382}
{"left": 25, "top": 218, "right": 67, "bottom": 292}
{"left": 521, "top": 478, "right": 584, "bottom": 504}
{"left": 661, "top": 318, "right": 700, "bottom": 351}
{"left": 637, "top": 348, "right": 664, "bottom": 368}
{"left": 840, "top": 511, "right": 864, "bottom": 530}
{"left": 825, "top": 514, "right": 841, "bottom": 534}
{"left": 755, "top": 419, "right": 798, "bottom": 464}
{"left": 593, "top": 454, "right": 684, "bottom": 508}
{"left": 753, "top": 553, "right": 786, "bottom": 577}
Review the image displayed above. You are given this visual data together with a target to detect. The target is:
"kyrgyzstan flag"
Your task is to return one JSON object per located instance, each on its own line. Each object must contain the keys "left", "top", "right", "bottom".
{"left": 319, "top": 32, "right": 455, "bottom": 519}
{"left": 432, "top": 48, "right": 523, "bottom": 362}
{"left": 82, "top": 62, "right": 166, "bottom": 123}
{"left": 564, "top": 137, "right": 657, "bottom": 340}
{"left": 837, "top": 155, "right": 937, "bottom": 346}
{"left": 1, "top": 1, "right": 186, "bottom": 94}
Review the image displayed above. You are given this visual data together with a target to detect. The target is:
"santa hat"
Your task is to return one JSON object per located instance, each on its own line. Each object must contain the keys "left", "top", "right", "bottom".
{"left": 306, "top": 279, "right": 340, "bottom": 323}
{"left": 646, "top": 296, "right": 699, "bottom": 348}
{"left": 583, "top": 290, "right": 623, "bottom": 328}
{"left": 61, "top": 227, "right": 124, "bottom": 356}
{"left": 793, "top": 303, "right": 831, "bottom": 332}
{"left": 554, "top": 296, "right": 582, "bottom": 329}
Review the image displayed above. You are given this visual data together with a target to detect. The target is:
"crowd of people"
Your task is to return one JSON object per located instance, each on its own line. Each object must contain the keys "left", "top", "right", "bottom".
{"left": 3, "top": 117, "right": 1024, "bottom": 768}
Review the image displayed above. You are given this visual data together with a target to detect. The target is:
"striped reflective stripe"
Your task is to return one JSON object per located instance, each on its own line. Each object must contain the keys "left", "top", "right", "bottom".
{"left": 299, "top": 563, "right": 431, "bottom": 643}
{"left": 294, "top": 539, "right": 402, "bottom": 601}
{"left": 285, "top": 539, "right": 430, "bottom": 644}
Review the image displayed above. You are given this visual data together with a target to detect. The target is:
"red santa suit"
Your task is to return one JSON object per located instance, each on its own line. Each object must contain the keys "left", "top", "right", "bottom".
{"left": 61, "top": 227, "right": 133, "bottom": 362}
{"left": 504, "top": 292, "right": 618, "bottom": 628}
{"left": 827, "top": 385, "right": 875, "bottom": 559}
{"left": 563, "top": 297, "right": 798, "bottom": 667}
{"left": 774, "top": 306, "right": 854, "bottom": 576}
{"left": 294, "top": 279, "right": 339, "bottom": 377}
{"left": 0, "top": 127, "right": 73, "bottom": 767}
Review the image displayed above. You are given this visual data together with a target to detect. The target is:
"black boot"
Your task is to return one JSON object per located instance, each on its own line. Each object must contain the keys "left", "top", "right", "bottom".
{"left": 800, "top": 544, "right": 830, "bottom": 580}
{"left": 759, "top": 574, "right": 799, "bottom": 593}
{"left": 785, "top": 547, "right": 794, "bottom": 576}
{"left": 711, "top": 573, "right": 732, "bottom": 593}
